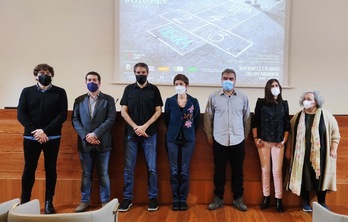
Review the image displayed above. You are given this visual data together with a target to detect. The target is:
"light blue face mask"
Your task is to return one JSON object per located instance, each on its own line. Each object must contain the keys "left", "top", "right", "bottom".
{"left": 222, "top": 80, "right": 234, "bottom": 91}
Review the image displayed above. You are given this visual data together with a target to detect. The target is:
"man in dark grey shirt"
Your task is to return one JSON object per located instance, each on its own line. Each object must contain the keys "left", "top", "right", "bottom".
{"left": 204, "top": 68, "right": 251, "bottom": 211}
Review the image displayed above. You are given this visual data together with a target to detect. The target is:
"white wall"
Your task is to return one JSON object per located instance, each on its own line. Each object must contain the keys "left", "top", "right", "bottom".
{"left": 0, "top": 0, "right": 347, "bottom": 114}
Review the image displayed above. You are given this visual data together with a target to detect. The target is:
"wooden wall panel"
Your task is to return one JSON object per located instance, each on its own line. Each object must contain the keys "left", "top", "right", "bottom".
{"left": 0, "top": 109, "right": 347, "bottom": 207}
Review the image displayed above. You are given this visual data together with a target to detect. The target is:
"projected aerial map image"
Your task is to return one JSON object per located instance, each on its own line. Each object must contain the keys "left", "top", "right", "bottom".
{"left": 118, "top": 0, "right": 288, "bottom": 86}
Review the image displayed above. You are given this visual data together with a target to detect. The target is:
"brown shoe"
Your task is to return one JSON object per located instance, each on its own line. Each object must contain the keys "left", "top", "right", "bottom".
{"left": 75, "top": 202, "right": 90, "bottom": 212}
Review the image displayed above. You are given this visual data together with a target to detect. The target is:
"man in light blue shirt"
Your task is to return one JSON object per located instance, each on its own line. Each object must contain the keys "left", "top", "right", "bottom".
{"left": 204, "top": 68, "right": 251, "bottom": 211}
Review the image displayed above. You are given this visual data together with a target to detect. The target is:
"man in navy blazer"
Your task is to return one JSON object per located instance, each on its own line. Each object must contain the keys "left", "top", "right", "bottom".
{"left": 72, "top": 71, "right": 116, "bottom": 212}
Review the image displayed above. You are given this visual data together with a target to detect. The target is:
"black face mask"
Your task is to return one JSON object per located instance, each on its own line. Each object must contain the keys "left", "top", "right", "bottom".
{"left": 38, "top": 75, "right": 52, "bottom": 86}
{"left": 136, "top": 75, "right": 147, "bottom": 85}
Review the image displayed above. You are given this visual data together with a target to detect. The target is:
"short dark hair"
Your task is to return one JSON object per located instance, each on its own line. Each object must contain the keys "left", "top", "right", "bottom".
{"left": 85, "top": 71, "right": 101, "bottom": 82}
{"left": 133, "top": 62, "right": 149, "bottom": 73}
{"left": 221, "top": 68, "right": 236, "bottom": 77}
{"left": 173, "top": 74, "right": 189, "bottom": 86}
{"left": 33, "top": 63, "right": 54, "bottom": 77}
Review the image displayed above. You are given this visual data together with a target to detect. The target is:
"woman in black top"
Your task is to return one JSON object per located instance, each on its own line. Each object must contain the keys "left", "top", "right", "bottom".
{"left": 251, "top": 79, "right": 290, "bottom": 212}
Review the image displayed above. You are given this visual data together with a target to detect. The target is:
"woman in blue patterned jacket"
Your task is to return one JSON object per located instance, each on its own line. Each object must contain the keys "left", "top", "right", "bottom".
{"left": 164, "top": 74, "right": 200, "bottom": 211}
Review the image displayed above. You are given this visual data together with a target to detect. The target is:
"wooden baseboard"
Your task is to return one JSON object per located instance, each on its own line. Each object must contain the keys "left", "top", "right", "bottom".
{"left": 1, "top": 110, "right": 347, "bottom": 207}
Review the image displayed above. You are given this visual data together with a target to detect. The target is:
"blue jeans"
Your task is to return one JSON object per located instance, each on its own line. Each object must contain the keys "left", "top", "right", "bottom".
{"left": 123, "top": 134, "right": 158, "bottom": 200}
{"left": 167, "top": 141, "right": 195, "bottom": 202}
{"left": 79, "top": 150, "right": 111, "bottom": 203}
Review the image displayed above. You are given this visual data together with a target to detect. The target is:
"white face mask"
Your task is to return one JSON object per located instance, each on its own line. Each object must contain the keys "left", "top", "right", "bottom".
{"left": 303, "top": 100, "right": 314, "bottom": 109}
{"left": 175, "top": 85, "right": 186, "bottom": 95}
{"left": 271, "top": 87, "right": 280, "bottom": 96}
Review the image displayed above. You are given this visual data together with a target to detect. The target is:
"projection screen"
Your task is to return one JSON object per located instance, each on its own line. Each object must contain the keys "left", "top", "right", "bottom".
{"left": 115, "top": 0, "right": 290, "bottom": 87}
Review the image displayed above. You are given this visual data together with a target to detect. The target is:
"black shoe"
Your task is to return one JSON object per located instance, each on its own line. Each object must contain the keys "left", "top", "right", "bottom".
{"left": 260, "top": 196, "right": 270, "bottom": 210}
{"left": 276, "top": 198, "right": 283, "bottom": 213}
{"left": 172, "top": 202, "right": 180, "bottom": 211}
{"left": 45, "top": 200, "right": 55, "bottom": 214}
{"left": 119, "top": 199, "right": 133, "bottom": 212}
{"left": 180, "top": 202, "right": 188, "bottom": 211}
{"left": 302, "top": 201, "right": 312, "bottom": 212}
{"left": 319, "top": 202, "right": 330, "bottom": 210}
{"left": 148, "top": 198, "right": 159, "bottom": 211}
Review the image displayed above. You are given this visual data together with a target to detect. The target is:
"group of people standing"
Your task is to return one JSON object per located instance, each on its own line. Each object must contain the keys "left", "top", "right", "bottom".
{"left": 16, "top": 62, "right": 340, "bottom": 215}
{"left": 251, "top": 79, "right": 340, "bottom": 213}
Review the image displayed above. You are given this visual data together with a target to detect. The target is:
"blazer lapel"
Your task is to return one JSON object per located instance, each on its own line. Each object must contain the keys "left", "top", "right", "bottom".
{"left": 174, "top": 95, "right": 193, "bottom": 115}
{"left": 83, "top": 95, "right": 91, "bottom": 119}
{"left": 172, "top": 96, "right": 182, "bottom": 114}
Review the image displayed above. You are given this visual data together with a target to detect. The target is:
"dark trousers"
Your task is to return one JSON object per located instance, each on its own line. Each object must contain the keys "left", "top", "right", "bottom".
{"left": 301, "top": 189, "right": 327, "bottom": 204}
{"left": 213, "top": 139, "right": 245, "bottom": 200}
{"left": 21, "top": 138, "right": 60, "bottom": 203}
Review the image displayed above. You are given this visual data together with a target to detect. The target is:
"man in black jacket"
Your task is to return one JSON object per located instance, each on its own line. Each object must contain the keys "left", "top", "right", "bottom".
{"left": 17, "top": 63, "right": 68, "bottom": 214}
